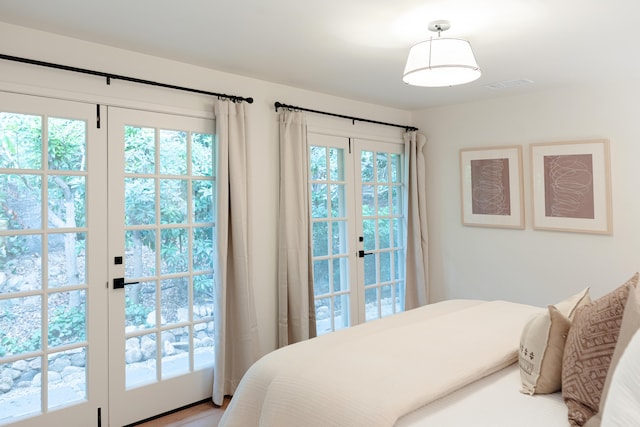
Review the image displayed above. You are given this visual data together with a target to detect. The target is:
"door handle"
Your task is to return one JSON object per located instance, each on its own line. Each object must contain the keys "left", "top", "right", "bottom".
{"left": 113, "top": 278, "right": 140, "bottom": 289}
{"left": 358, "top": 250, "right": 374, "bottom": 258}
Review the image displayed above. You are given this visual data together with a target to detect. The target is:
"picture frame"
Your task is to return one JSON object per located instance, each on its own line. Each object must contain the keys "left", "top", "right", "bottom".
{"left": 530, "top": 139, "right": 612, "bottom": 234}
{"left": 460, "top": 145, "right": 524, "bottom": 229}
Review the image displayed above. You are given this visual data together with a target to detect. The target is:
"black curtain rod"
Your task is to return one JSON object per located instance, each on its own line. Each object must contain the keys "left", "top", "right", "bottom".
{"left": 0, "top": 53, "right": 254, "bottom": 104}
{"left": 274, "top": 101, "right": 418, "bottom": 132}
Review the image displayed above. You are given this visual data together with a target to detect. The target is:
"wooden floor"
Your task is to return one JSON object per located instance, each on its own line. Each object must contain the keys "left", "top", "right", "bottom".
{"left": 134, "top": 398, "right": 229, "bottom": 427}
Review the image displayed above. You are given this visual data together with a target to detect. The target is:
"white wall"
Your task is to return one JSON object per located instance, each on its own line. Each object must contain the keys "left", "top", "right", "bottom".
{"left": 415, "top": 84, "right": 640, "bottom": 307}
{"left": 0, "top": 22, "right": 411, "bottom": 357}
{"left": 10, "top": 19, "right": 638, "bottom": 358}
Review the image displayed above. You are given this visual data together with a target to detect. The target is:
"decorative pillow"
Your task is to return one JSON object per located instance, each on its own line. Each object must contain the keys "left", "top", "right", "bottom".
{"left": 599, "top": 329, "right": 640, "bottom": 426}
{"left": 519, "top": 288, "right": 591, "bottom": 395}
{"left": 562, "top": 273, "right": 639, "bottom": 427}
{"left": 583, "top": 282, "right": 640, "bottom": 427}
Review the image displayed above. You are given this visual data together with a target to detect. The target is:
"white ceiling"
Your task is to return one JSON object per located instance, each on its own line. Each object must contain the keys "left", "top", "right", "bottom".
{"left": 1, "top": 0, "right": 639, "bottom": 110}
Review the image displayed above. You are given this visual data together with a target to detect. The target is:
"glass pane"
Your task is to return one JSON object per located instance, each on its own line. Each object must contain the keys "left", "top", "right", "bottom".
{"left": 380, "top": 285, "right": 393, "bottom": 317}
{"left": 160, "top": 179, "right": 187, "bottom": 224}
{"left": 377, "top": 152, "right": 389, "bottom": 182}
{"left": 161, "top": 327, "right": 190, "bottom": 379}
{"left": 126, "top": 332, "right": 157, "bottom": 389}
{"left": 394, "top": 249, "right": 405, "bottom": 280}
{"left": 361, "top": 185, "right": 374, "bottom": 217}
{"left": 377, "top": 185, "right": 389, "bottom": 215}
{"left": 330, "top": 184, "right": 346, "bottom": 217}
{"left": 310, "top": 146, "right": 327, "bottom": 180}
{"left": 311, "top": 184, "right": 328, "bottom": 218}
{"left": 0, "top": 358, "right": 42, "bottom": 420}
{"left": 160, "top": 129, "right": 187, "bottom": 175}
{"left": 48, "top": 348, "right": 86, "bottom": 410}
{"left": 193, "top": 180, "right": 214, "bottom": 223}
{"left": 379, "top": 219, "right": 390, "bottom": 249}
{"left": 194, "top": 321, "right": 215, "bottom": 370}
{"left": 331, "top": 221, "right": 347, "bottom": 255}
{"left": 314, "top": 297, "right": 331, "bottom": 336}
{"left": 329, "top": 148, "right": 344, "bottom": 181}
{"left": 362, "top": 219, "right": 375, "bottom": 252}
{"left": 192, "top": 132, "right": 214, "bottom": 176}
{"left": 332, "top": 257, "right": 348, "bottom": 292}
{"left": 48, "top": 233, "right": 86, "bottom": 288}
{"left": 361, "top": 150, "right": 374, "bottom": 182}
{"left": 313, "top": 259, "right": 329, "bottom": 296}
{"left": 125, "top": 281, "right": 156, "bottom": 329}
{"left": 48, "top": 175, "right": 86, "bottom": 228}
{"left": 0, "top": 296, "right": 42, "bottom": 357}
{"left": 125, "top": 178, "right": 156, "bottom": 225}
{"left": 161, "top": 277, "right": 189, "bottom": 326}
{"left": 312, "top": 222, "right": 328, "bottom": 257}
{"left": 364, "top": 253, "right": 377, "bottom": 286}
{"left": 193, "top": 227, "right": 214, "bottom": 271}
{"left": 48, "top": 117, "right": 86, "bottom": 171}
{"left": 48, "top": 290, "right": 86, "bottom": 348}
{"left": 380, "top": 251, "right": 391, "bottom": 282}
{"left": 390, "top": 154, "right": 402, "bottom": 183}
{"left": 125, "top": 229, "right": 156, "bottom": 278}
{"left": 391, "top": 186, "right": 401, "bottom": 216}
{"left": 124, "top": 126, "right": 155, "bottom": 174}
{"left": 333, "top": 294, "right": 349, "bottom": 331}
{"left": 1, "top": 174, "right": 42, "bottom": 229}
{"left": 395, "top": 282, "right": 405, "bottom": 312}
{"left": 0, "top": 112, "right": 42, "bottom": 170}
{"left": 160, "top": 228, "right": 188, "bottom": 274}
{"left": 193, "top": 274, "right": 214, "bottom": 320}
{"left": 392, "top": 218, "right": 403, "bottom": 248}
{"left": 1, "top": 234, "right": 42, "bottom": 294}
{"left": 365, "top": 287, "right": 379, "bottom": 321}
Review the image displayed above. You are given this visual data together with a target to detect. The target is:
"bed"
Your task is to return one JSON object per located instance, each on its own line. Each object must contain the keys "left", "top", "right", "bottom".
{"left": 218, "top": 279, "right": 639, "bottom": 427}
{"left": 396, "top": 363, "right": 568, "bottom": 427}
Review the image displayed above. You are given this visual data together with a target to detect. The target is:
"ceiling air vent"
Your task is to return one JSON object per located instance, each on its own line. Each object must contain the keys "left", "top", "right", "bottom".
{"left": 484, "top": 79, "right": 534, "bottom": 90}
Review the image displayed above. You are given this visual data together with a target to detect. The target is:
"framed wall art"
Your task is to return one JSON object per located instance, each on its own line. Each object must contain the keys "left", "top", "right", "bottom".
{"left": 460, "top": 145, "right": 524, "bottom": 229}
{"left": 530, "top": 139, "right": 612, "bottom": 234}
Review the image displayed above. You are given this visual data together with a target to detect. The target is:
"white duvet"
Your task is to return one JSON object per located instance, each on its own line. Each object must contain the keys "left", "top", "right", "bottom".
{"left": 219, "top": 299, "right": 542, "bottom": 427}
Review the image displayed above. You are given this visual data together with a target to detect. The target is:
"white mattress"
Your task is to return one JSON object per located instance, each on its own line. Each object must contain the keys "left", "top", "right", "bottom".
{"left": 396, "top": 364, "right": 569, "bottom": 427}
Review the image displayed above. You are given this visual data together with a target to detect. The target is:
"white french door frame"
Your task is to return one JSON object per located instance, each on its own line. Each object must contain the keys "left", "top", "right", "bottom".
{"left": 0, "top": 55, "right": 219, "bottom": 422}
{"left": 308, "top": 133, "right": 358, "bottom": 333}
{"left": 0, "top": 91, "right": 109, "bottom": 427}
{"left": 106, "top": 107, "right": 215, "bottom": 427}
{"left": 352, "top": 138, "right": 406, "bottom": 324}
{"left": 308, "top": 129, "right": 405, "bottom": 331}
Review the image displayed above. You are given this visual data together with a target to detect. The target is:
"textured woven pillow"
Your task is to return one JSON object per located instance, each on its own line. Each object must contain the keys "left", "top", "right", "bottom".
{"left": 584, "top": 282, "right": 640, "bottom": 427}
{"left": 562, "top": 273, "right": 639, "bottom": 427}
{"left": 519, "top": 288, "right": 591, "bottom": 395}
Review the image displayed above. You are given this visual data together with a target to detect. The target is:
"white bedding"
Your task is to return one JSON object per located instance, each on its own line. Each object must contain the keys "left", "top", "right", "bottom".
{"left": 397, "top": 363, "right": 569, "bottom": 427}
{"left": 219, "top": 299, "right": 543, "bottom": 427}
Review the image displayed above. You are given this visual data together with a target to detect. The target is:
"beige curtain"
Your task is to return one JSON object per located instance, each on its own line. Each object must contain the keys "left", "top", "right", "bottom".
{"left": 212, "top": 99, "right": 260, "bottom": 405}
{"left": 404, "top": 131, "right": 429, "bottom": 308}
{"left": 277, "top": 110, "right": 316, "bottom": 347}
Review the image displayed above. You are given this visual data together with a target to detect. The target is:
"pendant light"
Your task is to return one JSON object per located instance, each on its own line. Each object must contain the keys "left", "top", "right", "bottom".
{"left": 403, "top": 20, "right": 481, "bottom": 87}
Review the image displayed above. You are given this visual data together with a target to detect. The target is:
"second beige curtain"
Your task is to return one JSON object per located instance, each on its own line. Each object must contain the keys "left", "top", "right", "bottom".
{"left": 277, "top": 110, "right": 316, "bottom": 347}
{"left": 212, "top": 100, "right": 260, "bottom": 405}
{"left": 404, "top": 131, "right": 429, "bottom": 308}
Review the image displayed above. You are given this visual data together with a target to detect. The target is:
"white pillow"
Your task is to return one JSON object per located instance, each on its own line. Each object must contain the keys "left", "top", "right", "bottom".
{"left": 600, "top": 329, "right": 640, "bottom": 426}
{"left": 519, "top": 288, "right": 590, "bottom": 395}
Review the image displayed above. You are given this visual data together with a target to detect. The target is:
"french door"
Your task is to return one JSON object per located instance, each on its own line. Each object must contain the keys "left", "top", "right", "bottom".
{"left": 0, "top": 92, "right": 108, "bottom": 426}
{"left": 0, "top": 94, "right": 215, "bottom": 426}
{"left": 107, "top": 107, "right": 215, "bottom": 426}
{"left": 309, "top": 132, "right": 405, "bottom": 335}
